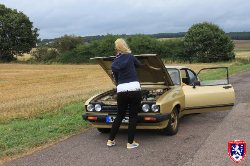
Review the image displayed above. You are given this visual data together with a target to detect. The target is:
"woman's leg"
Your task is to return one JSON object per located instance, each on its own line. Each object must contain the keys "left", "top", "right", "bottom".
{"left": 128, "top": 91, "right": 142, "bottom": 144}
{"left": 109, "top": 92, "right": 128, "bottom": 141}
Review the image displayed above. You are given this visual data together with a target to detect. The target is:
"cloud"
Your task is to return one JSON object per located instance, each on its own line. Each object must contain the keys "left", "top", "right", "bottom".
{"left": 1, "top": 0, "right": 250, "bottom": 39}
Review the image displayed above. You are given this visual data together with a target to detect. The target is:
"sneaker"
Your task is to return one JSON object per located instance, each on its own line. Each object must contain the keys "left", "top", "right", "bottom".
{"left": 107, "top": 140, "right": 116, "bottom": 147}
{"left": 127, "top": 141, "right": 139, "bottom": 149}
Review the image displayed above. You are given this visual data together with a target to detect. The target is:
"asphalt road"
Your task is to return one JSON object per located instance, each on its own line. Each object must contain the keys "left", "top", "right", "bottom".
{"left": 3, "top": 71, "right": 250, "bottom": 166}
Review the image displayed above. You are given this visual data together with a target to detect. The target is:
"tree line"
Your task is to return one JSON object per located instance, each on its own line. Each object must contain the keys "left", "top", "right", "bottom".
{"left": 32, "top": 34, "right": 186, "bottom": 63}
{"left": 39, "top": 32, "right": 250, "bottom": 45}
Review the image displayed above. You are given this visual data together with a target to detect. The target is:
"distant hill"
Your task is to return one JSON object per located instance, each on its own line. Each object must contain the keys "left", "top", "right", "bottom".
{"left": 150, "top": 32, "right": 250, "bottom": 40}
{"left": 40, "top": 32, "right": 250, "bottom": 44}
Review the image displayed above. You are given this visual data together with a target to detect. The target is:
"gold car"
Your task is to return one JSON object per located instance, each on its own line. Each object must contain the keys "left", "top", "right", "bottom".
{"left": 83, "top": 54, "right": 235, "bottom": 135}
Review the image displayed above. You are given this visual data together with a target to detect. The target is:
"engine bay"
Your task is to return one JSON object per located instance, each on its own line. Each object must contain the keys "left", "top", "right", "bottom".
{"left": 94, "top": 88, "right": 168, "bottom": 105}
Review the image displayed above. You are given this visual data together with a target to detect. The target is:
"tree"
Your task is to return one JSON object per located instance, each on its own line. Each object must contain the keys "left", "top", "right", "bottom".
{"left": 184, "top": 22, "right": 235, "bottom": 63}
{"left": 53, "top": 35, "right": 84, "bottom": 53}
{"left": 0, "top": 4, "right": 38, "bottom": 62}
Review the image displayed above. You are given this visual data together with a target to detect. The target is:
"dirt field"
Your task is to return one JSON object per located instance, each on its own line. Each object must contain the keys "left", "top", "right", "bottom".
{"left": 0, "top": 64, "right": 114, "bottom": 122}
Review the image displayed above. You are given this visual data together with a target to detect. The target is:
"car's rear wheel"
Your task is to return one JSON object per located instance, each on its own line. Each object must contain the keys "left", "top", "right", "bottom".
{"left": 97, "top": 128, "right": 111, "bottom": 133}
{"left": 161, "top": 107, "right": 179, "bottom": 135}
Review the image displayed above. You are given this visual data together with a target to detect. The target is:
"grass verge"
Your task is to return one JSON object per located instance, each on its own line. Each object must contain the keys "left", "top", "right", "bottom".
{"left": 228, "top": 60, "right": 250, "bottom": 75}
{"left": 0, "top": 101, "right": 89, "bottom": 162}
{"left": 197, "top": 60, "right": 250, "bottom": 80}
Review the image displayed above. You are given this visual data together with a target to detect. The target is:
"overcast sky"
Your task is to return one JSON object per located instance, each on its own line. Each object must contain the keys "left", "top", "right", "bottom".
{"left": 1, "top": 0, "right": 250, "bottom": 39}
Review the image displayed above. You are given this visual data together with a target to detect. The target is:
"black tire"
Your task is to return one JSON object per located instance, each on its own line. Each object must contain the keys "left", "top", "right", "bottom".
{"left": 161, "top": 107, "right": 179, "bottom": 136}
{"left": 97, "top": 128, "right": 111, "bottom": 133}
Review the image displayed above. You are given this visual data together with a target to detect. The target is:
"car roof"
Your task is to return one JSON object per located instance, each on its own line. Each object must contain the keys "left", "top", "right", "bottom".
{"left": 165, "top": 65, "right": 188, "bottom": 70}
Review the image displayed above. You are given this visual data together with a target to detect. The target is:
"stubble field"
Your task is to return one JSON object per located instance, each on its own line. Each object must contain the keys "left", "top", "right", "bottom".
{"left": 0, "top": 64, "right": 113, "bottom": 122}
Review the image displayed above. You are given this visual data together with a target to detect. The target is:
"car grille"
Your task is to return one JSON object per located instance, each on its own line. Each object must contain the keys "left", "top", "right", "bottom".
{"left": 102, "top": 105, "right": 118, "bottom": 112}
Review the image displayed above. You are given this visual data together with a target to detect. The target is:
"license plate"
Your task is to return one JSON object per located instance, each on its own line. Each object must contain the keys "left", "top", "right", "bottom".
{"left": 106, "top": 116, "right": 129, "bottom": 123}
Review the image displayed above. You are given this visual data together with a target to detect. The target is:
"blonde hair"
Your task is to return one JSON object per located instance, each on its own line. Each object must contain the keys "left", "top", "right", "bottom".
{"left": 115, "top": 38, "right": 131, "bottom": 54}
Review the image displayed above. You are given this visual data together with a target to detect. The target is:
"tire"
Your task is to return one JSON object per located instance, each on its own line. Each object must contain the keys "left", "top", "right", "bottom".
{"left": 97, "top": 128, "right": 111, "bottom": 133}
{"left": 161, "top": 107, "right": 179, "bottom": 136}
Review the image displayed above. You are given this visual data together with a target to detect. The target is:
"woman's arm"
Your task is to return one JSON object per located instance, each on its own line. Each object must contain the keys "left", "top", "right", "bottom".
{"left": 133, "top": 55, "right": 161, "bottom": 70}
{"left": 132, "top": 55, "right": 142, "bottom": 68}
{"left": 112, "top": 71, "right": 118, "bottom": 85}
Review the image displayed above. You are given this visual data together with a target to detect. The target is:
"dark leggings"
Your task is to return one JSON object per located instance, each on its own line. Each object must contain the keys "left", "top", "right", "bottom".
{"left": 109, "top": 91, "right": 142, "bottom": 144}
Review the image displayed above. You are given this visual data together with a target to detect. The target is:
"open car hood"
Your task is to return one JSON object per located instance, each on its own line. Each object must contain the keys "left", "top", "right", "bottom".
{"left": 92, "top": 54, "right": 173, "bottom": 86}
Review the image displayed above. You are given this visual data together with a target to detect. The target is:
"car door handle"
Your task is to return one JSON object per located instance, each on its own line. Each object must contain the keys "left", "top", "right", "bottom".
{"left": 223, "top": 85, "right": 232, "bottom": 89}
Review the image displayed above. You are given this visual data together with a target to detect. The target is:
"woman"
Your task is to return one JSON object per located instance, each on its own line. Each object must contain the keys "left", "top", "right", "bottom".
{"left": 107, "top": 38, "right": 142, "bottom": 149}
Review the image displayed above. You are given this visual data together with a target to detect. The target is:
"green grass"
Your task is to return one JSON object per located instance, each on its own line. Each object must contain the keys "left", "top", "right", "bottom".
{"left": 0, "top": 102, "right": 89, "bottom": 160}
{"left": 229, "top": 61, "right": 250, "bottom": 75}
{"left": 198, "top": 60, "right": 250, "bottom": 81}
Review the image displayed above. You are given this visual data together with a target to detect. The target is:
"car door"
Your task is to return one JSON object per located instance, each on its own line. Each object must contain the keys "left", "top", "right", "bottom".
{"left": 181, "top": 67, "right": 235, "bottom": 115}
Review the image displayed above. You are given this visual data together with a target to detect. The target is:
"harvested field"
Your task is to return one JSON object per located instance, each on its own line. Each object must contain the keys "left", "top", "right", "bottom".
{"left": 234, "top": 40, "right": 250, "bottom": 51}
{"left": 0, "top": 64, "right": 113, "bottom": 122}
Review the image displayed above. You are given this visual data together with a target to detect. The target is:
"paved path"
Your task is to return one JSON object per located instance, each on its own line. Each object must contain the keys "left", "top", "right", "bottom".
{"left": 3, "top": 71, "right": 250, "bottom": 166}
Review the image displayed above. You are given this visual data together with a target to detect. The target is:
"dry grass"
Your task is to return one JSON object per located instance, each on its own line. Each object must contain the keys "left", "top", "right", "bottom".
{"left": 0, "top": 64, "right": 113, "bottom": 122}
{"left": 235, "top": 51, "right": 250, "bottom": 59}
{"left": 234, "top": 40, "right": 250, "bottom": 59}
{"left": 16, "top": 54, "right": 32, "bottom": 61}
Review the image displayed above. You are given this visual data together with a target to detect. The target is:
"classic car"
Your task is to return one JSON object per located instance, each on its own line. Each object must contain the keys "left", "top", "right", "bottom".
{"left": 83, "top": 54, "right": 235, "bottom": 135}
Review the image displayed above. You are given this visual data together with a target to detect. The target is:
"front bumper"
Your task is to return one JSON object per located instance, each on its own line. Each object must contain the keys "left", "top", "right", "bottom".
{"left": 82, "top": 113, "right": 170, "bottom": 124}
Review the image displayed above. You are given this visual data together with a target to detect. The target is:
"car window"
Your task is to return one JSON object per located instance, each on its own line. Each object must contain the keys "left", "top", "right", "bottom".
{"left": 187, "top": 69, "right": 196, "bottom": 85}
{"left": 180, "top": 69, "right": 190, "bottom": 85}
{"left": 166, "top": 68, "right": 181, "bottom": 85}
{"left": 197, "top": 68, "right": 229, "bottom": 86}
{"left": 180, "top": 69, "right": 187, "bottom": 78}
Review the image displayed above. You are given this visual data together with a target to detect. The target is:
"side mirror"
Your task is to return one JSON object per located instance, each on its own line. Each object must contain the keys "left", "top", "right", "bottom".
{"left": 192, "top": 80, "right": 200, "bottom": 88}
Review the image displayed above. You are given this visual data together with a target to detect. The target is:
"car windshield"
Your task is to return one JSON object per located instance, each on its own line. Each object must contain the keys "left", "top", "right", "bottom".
{"left": 166, "top": 68, "right": 181, "bottom": 85}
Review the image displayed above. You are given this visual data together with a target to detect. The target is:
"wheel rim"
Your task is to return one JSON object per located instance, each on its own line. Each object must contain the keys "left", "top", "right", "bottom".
{"left": 170, "top": 111, "right": 178, "bottom": 129}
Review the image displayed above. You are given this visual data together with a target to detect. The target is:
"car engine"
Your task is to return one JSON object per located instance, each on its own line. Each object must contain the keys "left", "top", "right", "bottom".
{"left": 94, "top": 88, "right": 168, "bottom": 105}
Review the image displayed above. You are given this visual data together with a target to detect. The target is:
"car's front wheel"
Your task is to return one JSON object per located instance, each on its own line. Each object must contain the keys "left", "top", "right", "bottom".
{"left": 161, "top": 107, "right": 179, "bottom": 135}
{"left": 97, "top": 128, "right": 111, "bottom": 133}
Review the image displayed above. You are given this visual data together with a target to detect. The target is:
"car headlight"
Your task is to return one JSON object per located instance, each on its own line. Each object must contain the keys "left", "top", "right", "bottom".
{"left": 87, "top": 104, "right": 94, "bottom": 112}
{"left": 142, "top": 104, "right": 150, "bottom": 112}
{"left": 151, "top": 104, "right": 159, "bottom": 112}
{"left": 95, "top": 104, "right": 102, "bottom": 112}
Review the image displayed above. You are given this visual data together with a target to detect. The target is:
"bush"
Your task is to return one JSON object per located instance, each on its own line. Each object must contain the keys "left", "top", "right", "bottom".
{"left": 184, "top": 22, "right": 235, "bottom": 62}
{"left": 157, "top": 39, "right": 185, "bottom": 61}
{"left": 126, "top": 35, "right": 158, "bottom": 55}
{"left": 91, "top": 34, "right": 118, "bottom": 56}
{"left": 32, "top": 34, "right": 186, "bottom": 64}
{"left": 58, "top": 45, "right": 92, "bottom": 63}
{"left": 53, "top": 35, "right": 84, "bottom": 53}
{"left": 31, "top": 47, "right": 59, "bottom": 62}
{"left": 58, "top": 35, "right": 118, "bottom": 63}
